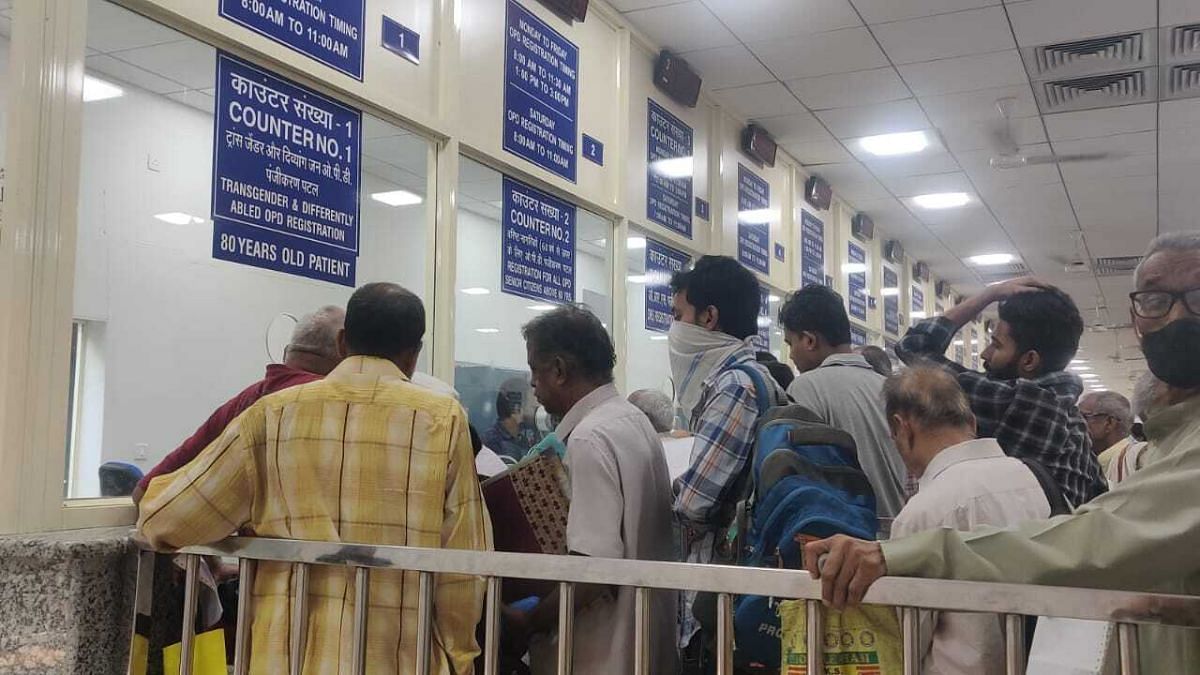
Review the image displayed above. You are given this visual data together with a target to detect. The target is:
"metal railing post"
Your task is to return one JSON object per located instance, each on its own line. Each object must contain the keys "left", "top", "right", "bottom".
{"left": 1004, "top": 614, "right": 1026, "bottom": 675}
{"left": 716, "top": 592, "right": 733, "bottom": 675}
{"left": 290, "top": 563, "right": 310, "bottom": 675}
{"left": 232, "top": 559, "right": 256, "bottom": 675}
{"left": 634, "top": 587, "right": 651, "bottom": 675}
{"left": 125, "top": 550, "right": 156, "bottom": 675}
{"left": 806, "top": 600, "right": 823, "bottom": 675}
{"left": 556, "top": 582, "right": 575, "bottom": 675}
{"left": 351, "top": 567, "right": 370, "bottom": 675}
{"left": 416, "top": 571, "right": 435, "bottom": 675}
{"left": 483, "top": 577, "right": 502, "bottom": 675}
{"left": 1118, "top": 623, "right": 1141, "bottom": 675}
{"left": 179, "top": 554, "right": 200, "bottom": 675}
{"left": 901, "top": 607, "right": 920, "bottom": 675}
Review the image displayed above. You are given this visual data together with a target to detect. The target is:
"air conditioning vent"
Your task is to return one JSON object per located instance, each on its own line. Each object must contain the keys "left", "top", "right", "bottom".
{"left": 1034, "top": 33, "right": 1144, "bottom": 77}
{"left": 1166, "top": 63, "right": 1200, "bottom": 96}
{"left": 1169, "top": 24, "right": 1200, "bottom": 59}
{"left": 1041, "top": 70, "right": 1152, "bottom": 111}
{"left": 976, "top": 262, "right": 1031, "bottom": 285}
{"left": 1093, "top": 255, "right": 1143, "bottom": 277}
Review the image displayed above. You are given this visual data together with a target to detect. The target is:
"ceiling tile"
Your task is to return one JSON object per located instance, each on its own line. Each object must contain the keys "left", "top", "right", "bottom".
{"left": 919, "top": 84, "right": 1038, "bottom": 126}
{"left": 898, "top": 50, "right": 1028, "bottom": 96}
{"left": 1060, "top": 154, "right": 1159, "bottom": 184}
{"left": 881, "top": 170, "right": 974, "bottom": 196}
{"left": 612, "top": 0, "right": 681, "bottom": 10}
{"left": 110, "top": 41, "right": 216, "bottom": 90}
{"left": 1006, "top": 0, "right": 1156, "bottom": 47}
{"left": 623, "top": 1, "right": 739, "bottom": 53}
{"left": 86, "top": 54, "right": 186, "bottom": 94}
{"left": 1161, "top": 0, "right": 1200, "bottom": 25}
{"left": 1159, "top": 158, "right": 1200, "bottom": 192}
{"left": 1050, "top": 130, "right": 1156, "bottom": 157}
{"left": 786, "top": 67, "right": 912, "bottom": 110}
{"left": 755, "top": 111, "right": 831, "bottom": 143}
{"left": 711, "top": 82, "right": 805, "bottom": 118}
{"left": 807, "top": 160, "right": 877, "bottom": 185}
{"left": 86, "top": 0, "right": 181, "bottom": 53}
{"left": 747, "top": 27, "right": 888, "bottom": 80}
{"left": 682, "top": 45, "right": 775, "bottom": 90}
{"left": 164, "top": 89, "right": 215, "bottom": 116}
{"left": 832, "top": 179, "right": 895, "bottom": 203}
{"left": 863, "top": 151, "right": 962, "bottom": 178}
{"left": 1043, "top": 104, "right": 1157, "bottom": 141}
{"left": 1159, "top": 190, "right": 1200, "bottom": 232}
{"left": 957, "top": 145, "right": 1064, "bottom": 189}
{"left": 703, "top": 0, "right": 861, "bottom": 42}
{"left": 852, "top": 0, "right": 1000, "bottom": 24}
{"left": 1159, "top": 98, "right": 1200, "bottom": 130}
{"left": 815, "top": 98, "right": 930, "bottom": 138}
{"left": 781, "top": 138, "right": 856, "bottom": 164}
{"left": 1157, "top": 128, "right": 1200, "bottom": 163}
{"left": 872, "top": 7, "right": 1015, "bottom": 64}
{"left": 939, "top": 115, "right": 1047, "bottom": 152}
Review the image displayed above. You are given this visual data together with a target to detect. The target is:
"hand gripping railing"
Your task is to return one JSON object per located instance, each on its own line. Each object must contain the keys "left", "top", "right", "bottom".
{"left": 128, "top": 536, "right": 1200, "bottom": 675}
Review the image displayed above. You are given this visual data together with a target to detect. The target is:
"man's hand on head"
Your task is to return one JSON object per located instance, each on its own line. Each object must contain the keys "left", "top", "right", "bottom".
{"left": 802, "top": 535, "right": 887, "bottom": 610}
{"left": 985, "top": 276, "right": 1048, "bottom": 304}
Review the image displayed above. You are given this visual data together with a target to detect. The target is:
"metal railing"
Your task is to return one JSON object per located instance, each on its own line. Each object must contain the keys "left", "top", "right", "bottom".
{"left": 128, "top": 536, "right": 1200, "bottom": 675}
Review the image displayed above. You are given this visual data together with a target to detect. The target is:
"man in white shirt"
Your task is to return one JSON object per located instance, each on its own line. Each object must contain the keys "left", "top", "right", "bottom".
{"left": 884, "top": 365, "right": 1051, "bottom": 675}
{"left": 511, "top": 305, "right": 678, "bottom": 675}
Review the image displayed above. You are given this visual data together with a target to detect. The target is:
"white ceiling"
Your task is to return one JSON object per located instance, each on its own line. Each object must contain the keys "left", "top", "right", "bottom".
{"left": 618, "top": 0, "right": 1200, "bottom": 395}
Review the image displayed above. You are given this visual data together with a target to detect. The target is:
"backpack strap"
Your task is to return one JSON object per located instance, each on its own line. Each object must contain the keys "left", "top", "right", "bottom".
{"left": 1020, "top": 458, "right": 1073, "bottom": 515}
{"left": 731, "top": 363, "right": 773, "bottom": 416}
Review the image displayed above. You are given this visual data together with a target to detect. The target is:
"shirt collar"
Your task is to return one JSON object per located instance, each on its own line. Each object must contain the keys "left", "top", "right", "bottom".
{"left": 555, "top": 383, "right": 619, "bottom": 440}
{"left": 918, "top": 438, "right": 1006, "bottom": 491}
{"left": 326, "top": 355, "right": 409, "bottom": 381}
{"left": 817, "top": 353, "right": 874, "bottom": 370}
{"left": 1144, "top": 393, "right": 1200, "bottom": 443}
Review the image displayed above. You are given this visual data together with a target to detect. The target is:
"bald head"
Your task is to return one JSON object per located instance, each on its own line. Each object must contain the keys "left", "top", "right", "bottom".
{"left": 342, "top": 283, "right": 425, "bottom": 375}
{"left": 284, "top": 305, "right": 345, "bottom": 375}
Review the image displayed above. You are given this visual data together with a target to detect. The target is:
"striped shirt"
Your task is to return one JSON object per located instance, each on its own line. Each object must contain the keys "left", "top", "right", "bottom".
{"left": 138, "top": 355, "right": 493, "bottom": 675}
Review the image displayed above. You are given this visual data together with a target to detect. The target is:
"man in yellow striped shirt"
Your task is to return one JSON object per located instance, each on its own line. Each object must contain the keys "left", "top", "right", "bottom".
{"left": 138, "top": 282, "right": 493, "bottom": 674}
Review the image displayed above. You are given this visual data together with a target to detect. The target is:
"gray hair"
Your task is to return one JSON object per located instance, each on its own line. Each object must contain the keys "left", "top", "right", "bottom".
{"left": 883, "top": 363, "right": 974, "bottom": 430}
{"left": 1135, "top": 232, "right": 1200, "bottom": 286}
{"left": 1079, "top": 390, "right": 1133, "bottom": 436}
{"left": 1132, "top": 371, "right": 1166, "bottom": 421}
{"left": 628, "top": 389, "right": 675, "bottom": 433}
{"left": 288, "top": 305, "right": 345, "bottom": 359}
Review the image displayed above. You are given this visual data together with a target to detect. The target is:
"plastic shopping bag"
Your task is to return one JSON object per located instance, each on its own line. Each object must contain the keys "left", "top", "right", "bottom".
{"left": 162, "top": 629, "right": 228, "bottom": 675}
{"left": 778, "top": 600, "right": 904, "bottom": 675}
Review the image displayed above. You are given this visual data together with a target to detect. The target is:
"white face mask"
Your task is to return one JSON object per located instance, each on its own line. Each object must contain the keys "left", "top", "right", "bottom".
{"left": 668, "top": 321, "right": 745, "bottom": 425}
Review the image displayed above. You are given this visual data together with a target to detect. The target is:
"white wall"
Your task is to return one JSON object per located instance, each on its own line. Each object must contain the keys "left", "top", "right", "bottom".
{"left": 72, "top": 77, "right": 429, "bottom": 495}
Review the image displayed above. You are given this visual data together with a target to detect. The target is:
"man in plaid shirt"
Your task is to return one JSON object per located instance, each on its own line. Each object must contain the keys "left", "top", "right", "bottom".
{"left": 896, "top": 277, "right": 1106, "bottom": 507}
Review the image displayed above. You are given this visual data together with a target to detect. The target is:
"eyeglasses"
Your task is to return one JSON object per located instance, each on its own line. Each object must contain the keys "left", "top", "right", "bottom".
{"left": 1129, "top": 288, "right": 1200, "bottom": 319}
{"left": 1080, "top": 412, "right": 1112, "bottom": 423}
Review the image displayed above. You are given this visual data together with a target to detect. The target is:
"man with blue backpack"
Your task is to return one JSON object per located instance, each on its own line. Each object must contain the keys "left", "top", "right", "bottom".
{"left": 668, "top": 255, "right": 790, "bottom": 670}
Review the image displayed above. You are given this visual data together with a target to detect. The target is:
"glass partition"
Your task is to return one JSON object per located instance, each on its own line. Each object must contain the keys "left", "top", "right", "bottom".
{"left": 624, "top": 228, "right": 681, "bottom": 398}
{"left": 67, "top": 0, "right": 431, "bottom": 498}
{"left": 454, "top": 157, "right": 613, "bottom": 460}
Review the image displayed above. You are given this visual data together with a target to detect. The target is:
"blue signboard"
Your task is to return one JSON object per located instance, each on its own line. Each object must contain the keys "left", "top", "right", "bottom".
{"left": 503, "top": 0, "right": 579, "bottom": 182}
{"left": 912, "top": 285, "right": 925, "bottom": 318}
{"left": 756, "top": 287, "right": 771, "bottom": 350}
{"left": 883, "top": 266, "right": 900, "bottom": 336}
{"left": 647, "top": 99, "right": 693, "bottom": 238}
{"left": 582, "top": 134, "right": 604, "bottom": 165}
{"left": 501, "top": 176, "right": 576, "bottom": 304}
{"left": 800, "top": 210, "right": 824, "bottom": 287}
{"left": 212, "top": 52, "right": 361, "bottom": 286}
{"left": 220, "top": 0, "right": 364, "bottom": 80}
{"left": 381, "top": 16, "right": 420, "bottom": 65}
{"left": 645, "top": 238, "right": 690, "bottom": 332}
{"left": 737, "top": 164, "right": 770, "bottom": 274}
{"left": 851, "top": 325, "right": 867, "bottom": 348}
{"left": 847, "top": 242, "right": 867, "bottom": 321}
{"left": 695, "top": 197, "right": 710, "bottom": 221}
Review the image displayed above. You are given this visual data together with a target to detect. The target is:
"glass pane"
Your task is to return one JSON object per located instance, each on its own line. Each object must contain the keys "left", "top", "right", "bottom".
{"left": 454, "top": 157, "right": 613, "bottom": 461}
{"left": 68, "top": 0, "right": 431, "bottom": 498}
{"left": 624, "top": 229, "right": 676, "bottom": 399}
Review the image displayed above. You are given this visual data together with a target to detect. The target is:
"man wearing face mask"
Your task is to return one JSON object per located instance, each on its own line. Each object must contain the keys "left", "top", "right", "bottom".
{"left": 801, "top": 233, "right": 1200, "bottom": 673}
{"left": 667, "top": 255, "right": 788, "bottom": 658}
{"left": 895, "top": 278, "right": 1106, "bottom": 507}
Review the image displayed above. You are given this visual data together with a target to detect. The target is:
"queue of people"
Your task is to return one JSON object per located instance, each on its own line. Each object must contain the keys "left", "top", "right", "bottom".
{"left": 134, "top": 231, "right": 1200, "bottom": 674}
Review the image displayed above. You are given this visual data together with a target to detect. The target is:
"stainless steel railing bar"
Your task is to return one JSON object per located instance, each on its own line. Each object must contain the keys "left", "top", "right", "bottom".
{"left": 179, "top": 554, "right": 200, "bottom": 675}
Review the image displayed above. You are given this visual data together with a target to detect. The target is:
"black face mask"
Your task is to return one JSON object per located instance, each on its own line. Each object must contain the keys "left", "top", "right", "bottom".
{"left": 1142, "top": 318, "right": 1200, "bottom": 388}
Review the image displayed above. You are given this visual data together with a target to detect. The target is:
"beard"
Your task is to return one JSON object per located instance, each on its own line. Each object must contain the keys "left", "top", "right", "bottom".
{"left": 985, "top": 360, "right": 1020, "bottom": 381}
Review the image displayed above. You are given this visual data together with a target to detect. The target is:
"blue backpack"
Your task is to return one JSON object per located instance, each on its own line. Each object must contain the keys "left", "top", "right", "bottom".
{"left": 725, "top": 365, "right": 879, "bottom": 670}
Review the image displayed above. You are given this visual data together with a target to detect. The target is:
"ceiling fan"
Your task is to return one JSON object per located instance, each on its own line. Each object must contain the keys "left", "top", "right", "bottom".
{"left": 987, "top": 97, "right": 1117, "bottom": 169}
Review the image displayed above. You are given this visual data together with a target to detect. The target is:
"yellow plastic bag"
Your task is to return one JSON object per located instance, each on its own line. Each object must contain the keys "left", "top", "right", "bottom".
{"left": 778, "top": 600, "right": 903, "bottom": 675}
{"left": 162, "top": 629, "right": 227, "bottom": 675}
